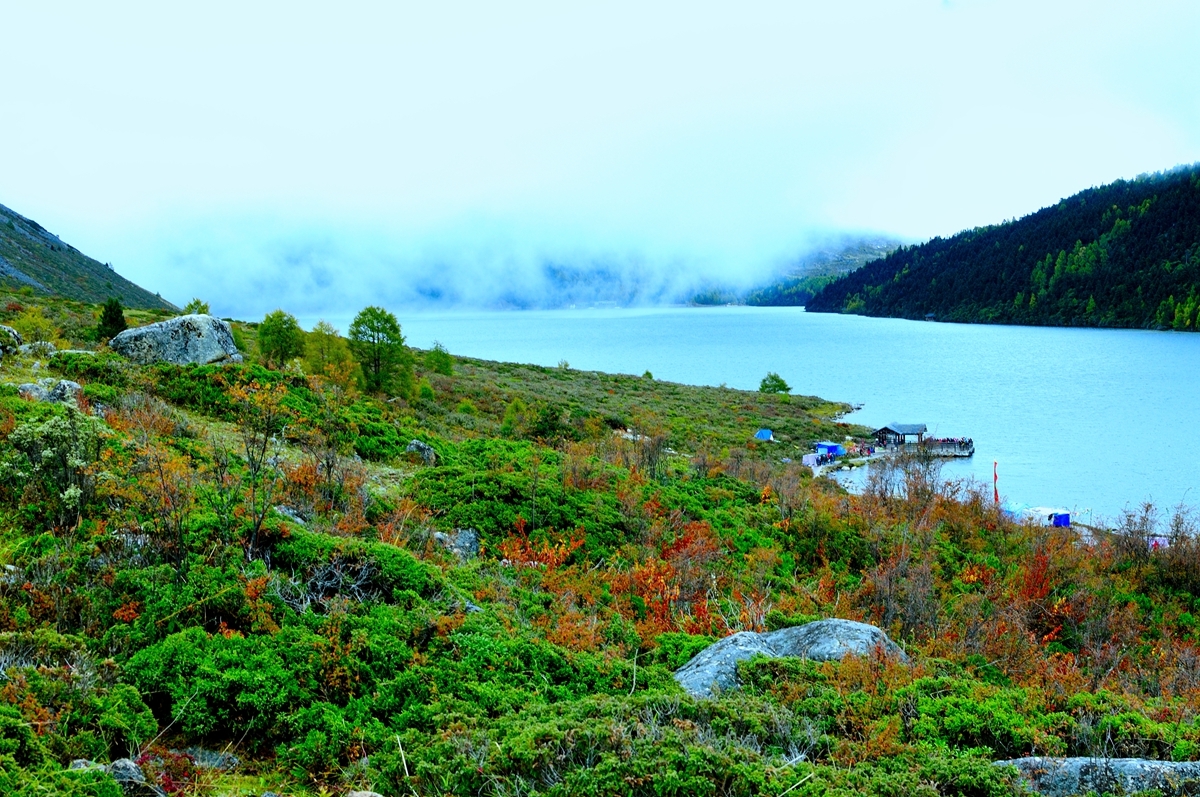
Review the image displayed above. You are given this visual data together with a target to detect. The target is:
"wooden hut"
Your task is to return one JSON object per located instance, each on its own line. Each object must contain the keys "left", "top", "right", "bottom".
{"left": 874, "top": 423, "right": 927, "bottom": 446}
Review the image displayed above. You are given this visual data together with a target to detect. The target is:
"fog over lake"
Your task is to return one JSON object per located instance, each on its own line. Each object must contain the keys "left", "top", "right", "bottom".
{"left": 303, "top": 306, "right": 1199, "bottom": 523}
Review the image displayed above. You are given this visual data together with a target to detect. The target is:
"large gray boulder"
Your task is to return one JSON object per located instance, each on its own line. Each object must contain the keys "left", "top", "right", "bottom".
{"left": 674, "top": 618, "right": 907, "bottom": 698}
{"left": 996, "top": 757, "right": 1200, "bottom": 796}
{"left": 109, "top": 314, "right": 241, "bottom": 366}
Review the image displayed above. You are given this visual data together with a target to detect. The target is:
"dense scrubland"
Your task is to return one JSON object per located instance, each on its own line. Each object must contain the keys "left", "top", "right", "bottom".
{"left": 2, "top": 294, "right": 1200, "bottom": 796}
{"left": 807, "top": 165, "right": 1200, "bottom": 329}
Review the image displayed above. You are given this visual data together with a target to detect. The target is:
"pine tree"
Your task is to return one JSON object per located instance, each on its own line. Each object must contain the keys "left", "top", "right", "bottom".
{"left": 98, "top": 298, "right": 127, "bottom": 340}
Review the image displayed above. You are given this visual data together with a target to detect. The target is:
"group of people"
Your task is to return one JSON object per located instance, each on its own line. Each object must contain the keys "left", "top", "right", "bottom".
{"left": 928, "top": 437, "right": 974, "bottom": 450}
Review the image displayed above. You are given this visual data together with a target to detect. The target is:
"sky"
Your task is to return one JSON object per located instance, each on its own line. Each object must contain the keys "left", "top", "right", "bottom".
{"left": 2, "top": 1, "right": 1198, "bottom": 316}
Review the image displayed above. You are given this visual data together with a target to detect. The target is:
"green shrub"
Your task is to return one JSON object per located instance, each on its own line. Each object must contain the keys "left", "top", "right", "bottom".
{"left": 50, "top": 351, "right": 130, "bottom": 388}
{"left": 81, "top": 383, "right": 119, "bottom": 406}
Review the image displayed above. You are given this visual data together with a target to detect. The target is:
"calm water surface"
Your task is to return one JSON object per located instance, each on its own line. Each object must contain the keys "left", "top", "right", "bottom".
{"left": 307, "top": 307, "right": 1199, "bottom": 523}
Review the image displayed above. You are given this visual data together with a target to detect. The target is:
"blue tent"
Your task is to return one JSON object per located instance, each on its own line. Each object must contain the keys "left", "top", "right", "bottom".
{"left": 754, "top": 428, "right": 774, "bottom": 441}
{"left": 816, "top": 441, "right": 846, "bottom": 456}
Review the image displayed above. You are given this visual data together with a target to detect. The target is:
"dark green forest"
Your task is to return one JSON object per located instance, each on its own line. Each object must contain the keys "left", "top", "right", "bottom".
{"left": 806, "top": 165, "right": 1200, "bottom": 329}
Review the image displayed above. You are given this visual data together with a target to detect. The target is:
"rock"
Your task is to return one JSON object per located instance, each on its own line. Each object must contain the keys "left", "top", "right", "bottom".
{"left": 463, "top": 600, "right": 484, "bottom": 613}
{"left": 18, "top": 378, "right": 82, "bottom": 405}
{"left": 182, "top": 746, "right": 240, "bottom": 771}
{"left": 995, "top": 757, "right": 1200, "bottom": 797}
{"left": 105, "top": 757, "right": 167, "bottom": 797}
{"left": 18, "top": 341, "right": 56, "bottom": 357}
{"left": 433, "top": 528, "right": 480, "bottom": 561}
{"left": 406, "top": 439, "right": 437, "bottom": 465}
{"left": 347, "top": 791, "right": 386, "bottom": 797}
{"left": 108, "top": 314, "right": 240, "bottom": 366}
{"left": 0, "top": 325, "right": 22, "bottom": 354}
{"left": 673, "top": 619, "right": 907, "bottom": 698}
{"left": 107, "top": 758, "right": 146, "bottom": 783}
{"left": 274, "top": 505, "right": 308, "bottom": 526}
{"left": 69, "top": 759, "right": 101, "bottom": 770}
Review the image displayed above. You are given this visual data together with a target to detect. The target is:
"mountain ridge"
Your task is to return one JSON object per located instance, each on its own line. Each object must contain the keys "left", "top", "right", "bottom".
{"left": 806, "top": 164, "right": 1200, "bottom": 329}
{"left": 0, "top": 202, "right": 175, "bottom": 310}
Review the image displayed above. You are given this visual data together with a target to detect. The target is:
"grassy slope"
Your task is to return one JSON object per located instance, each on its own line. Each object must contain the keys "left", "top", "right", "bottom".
{"left": 0, "top": 203, "right": 175, "bottom": 310}
{"left": 3, "top": 299, "right": 1200, "bottom": 797}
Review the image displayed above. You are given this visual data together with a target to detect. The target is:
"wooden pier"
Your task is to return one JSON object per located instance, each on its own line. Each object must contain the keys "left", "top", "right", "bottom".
{"left": 921, "top": 440, "right": 974, "bottom": 458}
{"left": 874, "top": 423, "right": 974, "bottom": 458}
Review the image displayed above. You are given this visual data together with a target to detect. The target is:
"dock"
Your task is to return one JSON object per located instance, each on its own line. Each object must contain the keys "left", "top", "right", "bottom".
{"left": 906, "top": 440, "right": 974, "bottom": 458}
{"left": 874, "top": 423, "right": 974, "bottom": 458}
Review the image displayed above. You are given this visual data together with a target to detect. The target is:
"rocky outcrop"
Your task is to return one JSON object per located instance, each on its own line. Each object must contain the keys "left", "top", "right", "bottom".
{"left": 674, "top": 619, "right": 907, "bottom": 698}
{"left": 996, "top": 757, "right": 1200, "bottom": 797}
{"left": 18, "top": 378, "right": 81, "bottom": 405}
{"left": 109, "top": 314, "right": 241, "bottom": 366}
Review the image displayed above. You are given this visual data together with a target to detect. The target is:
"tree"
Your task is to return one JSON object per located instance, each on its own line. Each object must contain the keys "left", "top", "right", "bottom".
{"left": 98, "top": 298, "right": 127, "bottom": 340}
{"left": 229, "top": 380, "right": 291, "bottom": 559}
{"left": 183, "top": 298, "right": 210, "bottom": 314}
{"left": 258, "top": 309, "right": 305, "bottom": 369}
{"left": 424, "top": 341, "right": 454, "bottom": 376}
{"left": 759, "top": 372, "right": 791, "bottom": 394}
{"left": 304, "top": 320, "right": 356, "bottom": 386}
{"left": 348, "top": 306, "right": 411, "bottom": 395}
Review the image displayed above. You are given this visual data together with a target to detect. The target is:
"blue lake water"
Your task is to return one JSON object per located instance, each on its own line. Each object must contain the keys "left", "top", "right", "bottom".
{"left": 303, "top": 306, "right": 1200, "bottom": 524}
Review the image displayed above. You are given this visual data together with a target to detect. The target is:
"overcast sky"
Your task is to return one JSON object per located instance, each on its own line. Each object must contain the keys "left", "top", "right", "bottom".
{"left": 2, "top": 1, "right": 1198, "bottom": 315}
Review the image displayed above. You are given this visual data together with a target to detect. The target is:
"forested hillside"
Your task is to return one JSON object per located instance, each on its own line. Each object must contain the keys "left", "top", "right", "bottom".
{"left": 807, "top": 165, "right": 1200, "bottom": 329}
{"left": 0, "top": 203, "right": 174, "bottom": 310}
{"left": 744, "top": 237, "right": 900, "bottom": 307}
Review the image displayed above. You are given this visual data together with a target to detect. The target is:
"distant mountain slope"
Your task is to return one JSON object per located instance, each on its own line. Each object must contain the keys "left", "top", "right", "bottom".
{"left": 744, "top": 236, "right": 902, "bottom": 307}
{"left": 0, "top": 203, "right": 174, "bottom": 310}
{"left": 806, "top": 165, "right": 1200, "bottom": 330}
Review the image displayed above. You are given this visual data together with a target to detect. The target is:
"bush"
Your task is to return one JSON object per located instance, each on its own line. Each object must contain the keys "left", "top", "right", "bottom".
{"left": 50, "top": 351, "right": 130, "bottom": 388}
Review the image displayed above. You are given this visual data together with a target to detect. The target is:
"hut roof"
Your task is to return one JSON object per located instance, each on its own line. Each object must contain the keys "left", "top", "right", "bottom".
{"left": 876, "top": 423, "right": 927, "bottom": 435}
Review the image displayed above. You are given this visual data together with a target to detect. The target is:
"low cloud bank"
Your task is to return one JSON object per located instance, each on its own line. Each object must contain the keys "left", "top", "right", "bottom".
{"left": 124, "top": 216, "right": 894, "bottom": 320}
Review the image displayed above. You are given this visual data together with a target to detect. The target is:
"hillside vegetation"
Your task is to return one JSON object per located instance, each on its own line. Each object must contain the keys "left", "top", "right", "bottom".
{"left": 744, "top": 237, "right": 901, "bottom": 307}
{"left": 0, "top": 203, "right": 174, "bottom": 310}
{"left": 2, "top": 296, "right": 1200, "bottom": 796}
{"left": 807, "top": 165, "right": 1200, "bottom": 329}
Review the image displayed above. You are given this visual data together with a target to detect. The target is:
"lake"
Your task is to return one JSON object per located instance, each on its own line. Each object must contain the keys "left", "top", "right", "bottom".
{"left": 303, "top": 306, "right": 1199, "bottom": 524}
